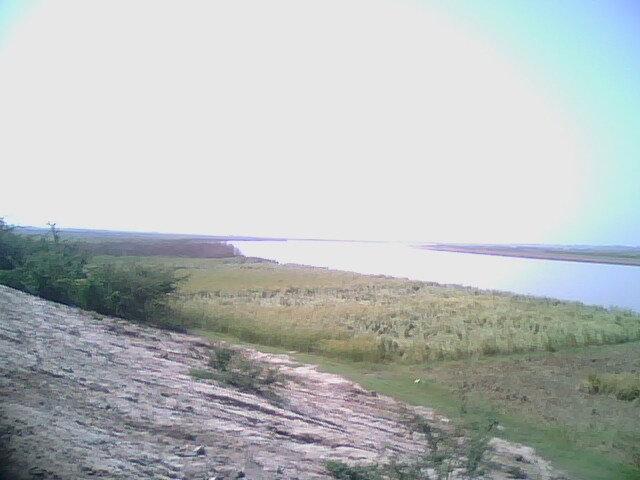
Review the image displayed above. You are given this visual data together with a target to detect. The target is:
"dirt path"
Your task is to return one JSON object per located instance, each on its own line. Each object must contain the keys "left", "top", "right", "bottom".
{"left": 0, "top": 286, "right": 566, "bottom": 479}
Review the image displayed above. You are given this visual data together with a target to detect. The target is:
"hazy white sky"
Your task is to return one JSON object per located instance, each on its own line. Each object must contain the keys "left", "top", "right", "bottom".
{"left": 0, "top": 0, "right": 625, "bottom": 243}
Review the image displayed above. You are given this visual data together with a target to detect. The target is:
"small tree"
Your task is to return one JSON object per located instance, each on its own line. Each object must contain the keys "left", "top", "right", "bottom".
{"left": 0, "top": 218, "right": 30, "bottom": 271}
{"left": 47, "top": 222, "right": 60, "bottom": 243}
{"left": 20, "top": 247, "right": 86, "bottom": 304}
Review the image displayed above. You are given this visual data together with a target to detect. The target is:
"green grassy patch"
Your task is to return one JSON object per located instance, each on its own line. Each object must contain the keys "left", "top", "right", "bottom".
{"left": 189, "top": 368, "right": 217, "bottom": 380}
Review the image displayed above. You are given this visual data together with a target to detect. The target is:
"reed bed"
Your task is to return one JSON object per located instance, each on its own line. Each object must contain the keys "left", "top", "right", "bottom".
{"left": 161, "top": 258, "right": 640, "bottom": 363}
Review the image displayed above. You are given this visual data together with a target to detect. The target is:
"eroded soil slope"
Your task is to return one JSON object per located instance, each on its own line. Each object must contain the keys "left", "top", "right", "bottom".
{"left": 0, "top": 286, "right": 565, "bottom": 479}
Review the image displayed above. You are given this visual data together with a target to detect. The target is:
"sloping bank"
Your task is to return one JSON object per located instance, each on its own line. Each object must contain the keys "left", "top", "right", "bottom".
{"left": 0, "top": 286, "right": 566, "bottom": 479}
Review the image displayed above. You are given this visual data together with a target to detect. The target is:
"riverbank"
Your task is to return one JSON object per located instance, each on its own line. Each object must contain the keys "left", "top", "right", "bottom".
{"left": 94, "top": 255, "right": 640, "bottom": 479}
{"left": 0, "top": 286, "right": 562, "bottom": 479}
{"left": 418, "top": 244, "right": 640, "bottom": 267}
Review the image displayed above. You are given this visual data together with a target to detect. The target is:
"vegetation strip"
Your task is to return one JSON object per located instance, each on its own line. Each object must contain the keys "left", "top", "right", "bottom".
{"left": 419, "top": 244, "right": 640, "bottom": 267}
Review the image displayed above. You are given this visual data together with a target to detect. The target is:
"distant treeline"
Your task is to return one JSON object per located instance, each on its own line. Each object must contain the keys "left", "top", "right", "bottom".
{"left": 0, "top": 219, "right": 185, "bottom": 329}
{"left": 78, "top": 239, "right": 239, "bottom": 258}
{"left": 15, "top": 226, "right": 285, "bottom": 243}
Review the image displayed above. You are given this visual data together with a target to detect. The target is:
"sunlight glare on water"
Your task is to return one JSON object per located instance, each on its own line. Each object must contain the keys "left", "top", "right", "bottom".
{"left": 231, "top": 241, "right": 640, "bottom": 311}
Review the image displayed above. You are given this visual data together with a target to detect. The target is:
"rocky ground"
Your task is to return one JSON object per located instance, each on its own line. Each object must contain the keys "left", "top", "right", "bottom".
{"left": 0, "top": 286, "right": 567, "bottom": 479}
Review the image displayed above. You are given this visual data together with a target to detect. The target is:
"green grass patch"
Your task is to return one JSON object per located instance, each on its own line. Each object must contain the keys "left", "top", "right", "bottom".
{"left": 189, "top": 368, "right": 216, "bottom": 380}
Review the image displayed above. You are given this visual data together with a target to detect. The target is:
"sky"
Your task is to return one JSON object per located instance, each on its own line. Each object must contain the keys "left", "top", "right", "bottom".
{"left": 0, "top": 0, "right": 638, "bottom": 244}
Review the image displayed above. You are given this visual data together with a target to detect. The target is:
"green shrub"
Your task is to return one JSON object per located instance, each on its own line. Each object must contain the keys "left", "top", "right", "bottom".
{"left": 0, "top": 227, "right": 87, "bottom": 305}
{"left": 325, "top": 461, "right": 383, "bottom": 480}
{"left": 213, "top": 352, "right": 282, "bottom": 394}
{"left": 0, "top": 220, "right": 86, "bottom": 304}
{"left": 20, "top": 247, "right": 87, "bottom": 305}
{"left": 79, "top": 263, "right": 181, "bottom": 324}
{"left": 584, "top": 373, "right": 640, "bottom": 401}
{"left": 0, "top": 219, "right": 30, "bottom": 270}
{"left": 192, "top": 345, "right": 283, "bottom": 402}
{"left": 189, "top": 368, "right": 216, "bottom": 380}
{"left": 0, "top": 219, "right": 183, "bottom": 328}
{"left": 208, "top": 345, "right": 235, "bottom": 371}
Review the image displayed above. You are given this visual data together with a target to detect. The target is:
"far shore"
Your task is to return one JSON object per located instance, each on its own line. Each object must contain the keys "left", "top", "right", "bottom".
{"left": 419, "top": 244, "right": 640, "bottom": 267}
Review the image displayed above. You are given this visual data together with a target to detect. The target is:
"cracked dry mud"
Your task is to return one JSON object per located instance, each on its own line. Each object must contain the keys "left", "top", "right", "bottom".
{"left": 0, "top": 286, "right": 567, "bottom": 479}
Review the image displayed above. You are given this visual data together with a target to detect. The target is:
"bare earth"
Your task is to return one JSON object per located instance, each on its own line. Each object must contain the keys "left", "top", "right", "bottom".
{"left": 0, "top": 286, "right": 567, "bottom": 479}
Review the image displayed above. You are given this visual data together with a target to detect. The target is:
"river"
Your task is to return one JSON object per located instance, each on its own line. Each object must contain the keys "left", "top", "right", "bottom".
{"left": 231, "top": 240, "right": 640, "bottom": 311}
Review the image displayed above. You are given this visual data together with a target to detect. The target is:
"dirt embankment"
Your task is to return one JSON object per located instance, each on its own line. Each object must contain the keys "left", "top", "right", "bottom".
{"left": 0, "top": 286, "right": 566, "bottom": 479}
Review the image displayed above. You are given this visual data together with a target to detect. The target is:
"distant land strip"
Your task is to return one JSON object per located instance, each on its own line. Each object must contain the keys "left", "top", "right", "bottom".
{"left": 418, "top": 244, "right": 640, "bottom": 267}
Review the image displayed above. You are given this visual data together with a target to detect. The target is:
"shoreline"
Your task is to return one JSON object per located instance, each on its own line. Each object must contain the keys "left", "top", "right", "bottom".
{"left": 418, "top": 245, "right": 640, "bottom": 267}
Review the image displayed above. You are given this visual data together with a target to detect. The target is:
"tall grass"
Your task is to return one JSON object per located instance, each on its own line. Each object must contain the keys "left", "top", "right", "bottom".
{"left": 584, "top": 373, "right": 640, "bottom": 401}
{"left": 160, "top": 258, "right": 640, "bottom": 363}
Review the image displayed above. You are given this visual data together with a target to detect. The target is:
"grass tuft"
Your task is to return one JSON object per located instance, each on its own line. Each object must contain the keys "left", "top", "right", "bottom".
{"left": 584, "top": 373, "right": 640, "bottom": 401}
{"left": 191, "top": 344, "right": 284, "bottom": 403}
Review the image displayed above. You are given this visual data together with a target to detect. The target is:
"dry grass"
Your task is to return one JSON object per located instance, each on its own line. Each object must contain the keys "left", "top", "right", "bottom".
{"left": 413, "top": 341, "right": 640, "bottom": 473}
{"left": 99, "top": 256, "right": 640, "bottom": 363}
{"left": 584, "top": 372, "right": 640, "bottom": 401}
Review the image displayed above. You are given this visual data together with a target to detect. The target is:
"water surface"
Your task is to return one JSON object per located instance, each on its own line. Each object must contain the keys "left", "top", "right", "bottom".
{"left": 231, "top": 240, "right": 640, "bottom": 311}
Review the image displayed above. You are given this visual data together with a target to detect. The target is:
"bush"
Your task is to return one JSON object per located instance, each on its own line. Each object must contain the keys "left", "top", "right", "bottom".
{"left": 0, "top": 219, "right": 30, "bottom": 270}
{"left": 0, "top": 219, "right": 183, "bottom": 327}
{"left": 1, "top": 219, "right": 85, "bottom": 304}
{"left": 79, "top": 263, "right": 181, "bottom": 323}
{"left": 190, "top": 345, "right": 283, "bottom": 402}
{"left": 20, "top": 246, "right": 87, "bottom": 305}
{"left": 325, "top": 461, "right": 383, "bottom": 480}
{"left": 208, "top": 346, "right": 282, "bottom": 394}
{"left": 208, "top": 345, "right": 235, "bottom": 371}
{"left": 0, "top": 222, "right": 87, "bottom": 305}
{"left": 189, "top": 368, "right": 217, "bottom": 380}
{"left": 584, "top": 373, "right": 640, "bottom": 401}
